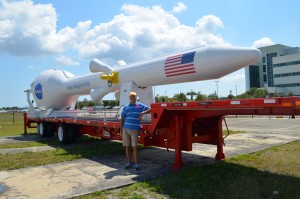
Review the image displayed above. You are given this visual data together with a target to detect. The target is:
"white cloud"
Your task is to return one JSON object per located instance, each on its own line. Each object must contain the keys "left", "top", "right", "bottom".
{"left": 252, "top": 37, "right": 274, "bottom": 48}
{"left": 172, "top": 2, "right": 187, "bottom": 13}
{"left": 75, "top": 5, "right": 228, "bottom": 61}
{"left": 196, "top": 15, "right": 224, "bottom": 33}
{"left": 55, "top": 56, "right": 79, "bottom": 66}
{"left": 0, "top": 0, "right": 57, "bottom": 56}
{"left": 0, "top": 1, "right": 229, "bottom": 62}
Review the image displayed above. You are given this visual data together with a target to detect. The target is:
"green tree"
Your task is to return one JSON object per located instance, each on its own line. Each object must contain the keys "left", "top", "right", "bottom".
{"left": 186, "top": 90, "right": 197, "bottom": 101}
{"left": 288, "top": 91, "right": 294, "bottom": 96}
{"left": 207, "top": 92, "right": 218, "bottom": 100}
{"left": 173, "top": 93, "right": 187, "bottom": 102}
{"left": 102, "top": 100, "right": 119, "bottom": 107}
{"left": 83, "top": 98, "right": 88, "bottom": 107}
{"left": 245, "top": 88, "right": 268, "bottom": 98}
{"left": 238, "top": 93, "right": 249, "bottom": 99}
{"left": 195, "top": 92, "right": 207, "bottom": 101}
{"left": 157, "top": 95, "right": 169, "bottom": 102}
{"left": 227, "top": 90, "right": 235, "bottom": 99}
{"left": 254, "top": 89, "right": 268, "bottom": 98}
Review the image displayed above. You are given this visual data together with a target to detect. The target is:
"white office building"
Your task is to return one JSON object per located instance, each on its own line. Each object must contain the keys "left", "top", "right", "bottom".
{"left": 245, "top": 44, "right": 300, "bottom": 96}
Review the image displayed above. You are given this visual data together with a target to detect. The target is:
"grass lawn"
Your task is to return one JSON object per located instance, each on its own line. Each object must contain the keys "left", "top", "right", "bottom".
{"left": 0, "top": 113, "right": 36, "bottom": 136}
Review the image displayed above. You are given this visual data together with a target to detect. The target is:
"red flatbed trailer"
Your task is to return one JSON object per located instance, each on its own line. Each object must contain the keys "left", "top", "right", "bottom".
{"left": 24, "top": 97, "right": 300, "bottom": 170}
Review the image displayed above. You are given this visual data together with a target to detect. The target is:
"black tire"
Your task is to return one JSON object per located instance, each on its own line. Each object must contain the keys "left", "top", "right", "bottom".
{"left": 47, "top": 123, "right": 56, "bottom": 137}
{"left": 57, "top": 124, "right": 70, "bottom": 144}
{"left": 38, "top": 122, "right": 48, "bottom": 138}
{"left": 68, "top": 125, "right": 78, "bottom": 144}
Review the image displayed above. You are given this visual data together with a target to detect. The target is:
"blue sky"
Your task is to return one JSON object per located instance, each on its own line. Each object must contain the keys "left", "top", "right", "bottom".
{"left": 1, "top": 0, "right": 299, "bottom": 108}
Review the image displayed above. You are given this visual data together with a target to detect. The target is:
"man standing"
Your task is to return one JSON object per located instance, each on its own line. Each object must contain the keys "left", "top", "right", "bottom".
{"left": 120, "top": 91, "right": 151, "bottom": 171}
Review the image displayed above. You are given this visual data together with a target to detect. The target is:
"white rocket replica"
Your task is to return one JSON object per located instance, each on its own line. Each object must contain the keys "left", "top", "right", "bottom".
{"left": 28, "top": 45, "right": 261, "bottom": 110}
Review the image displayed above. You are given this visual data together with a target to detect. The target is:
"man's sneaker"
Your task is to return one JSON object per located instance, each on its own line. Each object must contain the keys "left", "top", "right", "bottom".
{"left": 134, "top": 164, "right": 140, "bottom": 171}
{"left": 125, "top": 162, "right": 132, "bottom": 169}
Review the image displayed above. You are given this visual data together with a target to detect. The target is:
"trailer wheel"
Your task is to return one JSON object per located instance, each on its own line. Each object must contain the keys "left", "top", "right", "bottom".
{"left": 47, "top": 123, "right": 55, "bottom": 137}
{"left": 58, "top": 124, "right": 70, "bottom": 144}
{"left": 68, "top": 125, "right": 78, "bottom": 144}
{"left": 38, "top": 122, "right": 48, "bottom": 138}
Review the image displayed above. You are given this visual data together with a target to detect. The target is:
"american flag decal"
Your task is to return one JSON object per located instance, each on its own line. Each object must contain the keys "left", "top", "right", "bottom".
{"left": 164, "top": 51, "right": 196, "bottom": 77}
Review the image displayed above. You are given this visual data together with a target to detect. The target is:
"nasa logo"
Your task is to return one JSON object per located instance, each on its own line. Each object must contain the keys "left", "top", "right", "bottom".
{"left": 35, "top": 83, "right": 43, "bottom": 100}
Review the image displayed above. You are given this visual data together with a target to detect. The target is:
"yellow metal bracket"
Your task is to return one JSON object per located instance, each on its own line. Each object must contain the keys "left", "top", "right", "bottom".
{"left": 100, "top": 71, "right": 119, "bottom": 84}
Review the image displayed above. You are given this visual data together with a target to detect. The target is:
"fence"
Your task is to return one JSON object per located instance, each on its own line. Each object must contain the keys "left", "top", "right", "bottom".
{"left": 0, "top": 112, "right": 24, "bottom": 123}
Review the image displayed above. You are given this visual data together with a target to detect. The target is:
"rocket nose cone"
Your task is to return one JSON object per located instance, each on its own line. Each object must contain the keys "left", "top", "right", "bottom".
{"left": 248, "top": 48, "right": 262, "bottom": 63}
{"left": 199, "top": 46, "right": 262, "bottom": 79}
{"left": 204, "top": 46, "right": 261, "bottom": 66}
{"left": 219, "top": 46, "right": 262, "bottom": 64}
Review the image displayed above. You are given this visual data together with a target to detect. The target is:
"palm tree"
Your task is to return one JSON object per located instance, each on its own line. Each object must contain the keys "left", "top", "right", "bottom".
{"left": 186, "top": 90, "right": 197, "bottom": 101}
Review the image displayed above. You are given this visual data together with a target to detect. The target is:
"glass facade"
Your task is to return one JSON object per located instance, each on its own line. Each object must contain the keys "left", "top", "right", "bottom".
{"left": 273, "top": 60, "right": 300, "bottom": 67}
{"left": 274, "top": 71, "right": 300, "bottom": 78}
{"left": 275, "top": 83, "right": 300, "bottom": 87}
{"left": 266, "top": 53, "right": 277, "bottom": 87}
{"left": 249, "top": 65, "right": 260, "bottom": 88}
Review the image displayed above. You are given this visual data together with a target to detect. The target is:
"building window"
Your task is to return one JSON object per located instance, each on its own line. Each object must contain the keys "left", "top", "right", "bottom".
{"left": 266, "top": 53, "right": 277, "bottom": 87}
{"left": 262, "top": 57, "right": 266, "bottom": 63}
{"left": 249, "top": 65, "right": 260, "bottom": 88}
{"left": 273, "top": 60, "right": 300, "bottom": 67}
{"left": 263, "top": 65, "right": 266, "bottom": 72}
{"left": 274, "top": 71, "right": 300, "bottom": 78}
{"left": 263, "top": 74, "right": 267, "bottom": 82}
{"left": 275, "top": 83, "right": 300, "bottom": 87}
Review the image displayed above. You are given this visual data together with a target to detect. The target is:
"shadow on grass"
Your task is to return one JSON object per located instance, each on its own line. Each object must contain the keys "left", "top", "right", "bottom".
{"left": 143, "top": 161, "right": 300, "bottom": 199}
{"left": 0, "top": 133, "right": 129, "bottom": 170}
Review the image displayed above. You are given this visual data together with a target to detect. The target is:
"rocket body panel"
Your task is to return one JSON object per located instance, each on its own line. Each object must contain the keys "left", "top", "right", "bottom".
{"left": 116, "top": 46, "right": 261, "bottom": 87}
{"left": 31, "top": 70, "right": 77, "bottom": 110}
{"left": 31, "top": 70, "right": 107, "bottom": 109}
{"left": 64, "top": 72, "right": 105, "bottom": 96}
{"left": 117, "top": 57, "right": 167, "bottom": 87}
{"left": 29, "top": 45, "right": 261, "bottom": 110}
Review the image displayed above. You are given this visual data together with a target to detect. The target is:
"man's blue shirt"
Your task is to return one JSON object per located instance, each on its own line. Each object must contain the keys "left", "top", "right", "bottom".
{"left": 121, "top": 102, "right": 150, "bottom": 130}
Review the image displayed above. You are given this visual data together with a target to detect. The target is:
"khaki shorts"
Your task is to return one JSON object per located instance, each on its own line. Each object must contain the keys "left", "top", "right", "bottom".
{"left": 122, "top": 128, "right": 139, "bottom": 147}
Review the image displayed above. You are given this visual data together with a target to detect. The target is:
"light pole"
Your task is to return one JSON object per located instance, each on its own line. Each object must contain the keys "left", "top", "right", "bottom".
{"left": 215, "top": 80, "right": 219, "bottom": 97}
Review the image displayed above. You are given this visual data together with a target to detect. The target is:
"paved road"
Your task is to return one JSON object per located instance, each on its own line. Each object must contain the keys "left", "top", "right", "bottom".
{"left": 224, "top": 117, "right": 300, "bottom": 136}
